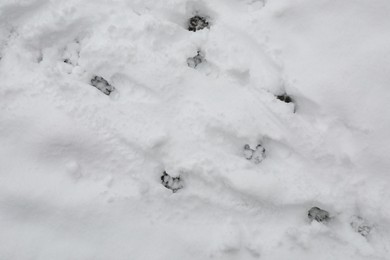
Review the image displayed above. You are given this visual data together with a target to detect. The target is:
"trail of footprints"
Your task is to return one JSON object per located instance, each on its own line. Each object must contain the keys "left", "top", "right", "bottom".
{"left": 307, "top": 207, "right": 372, "bottom": 238}
{"left": 160, "top": 13, "right": 373, "bottom": 238}
{"left": 57, "top": 11, "right": 372, "bottom": 239}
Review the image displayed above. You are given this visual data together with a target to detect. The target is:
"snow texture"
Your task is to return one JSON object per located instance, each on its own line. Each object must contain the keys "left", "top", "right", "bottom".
{"left": 0, "top": 0, "right": 390, "bottom": 259}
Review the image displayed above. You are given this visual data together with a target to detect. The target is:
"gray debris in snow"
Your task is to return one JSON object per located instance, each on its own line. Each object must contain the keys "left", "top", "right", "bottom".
{"left": 308, "top": 207, "right": 330, "bottom": 223}
{"left": 351, "top": 216, "right": 372, "bottom": 237}
{"left": 91, "top": 76, "right": 115, "bottom": 95}
{"left": 188, "top": 15, "right": 209, "bottom": 32}
{"left": 187, "top": 51, "right": 205, "bottom": 68}
{"left": 161, "top": 171, "right": 183, "bottom": 193}
{"left": 244, "top": 144, "right": 266, "bottom": 164}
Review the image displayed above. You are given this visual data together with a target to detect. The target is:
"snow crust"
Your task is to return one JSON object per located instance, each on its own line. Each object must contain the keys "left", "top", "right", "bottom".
{"left": 0, "top": 0, "right": 389, "bottom": 259}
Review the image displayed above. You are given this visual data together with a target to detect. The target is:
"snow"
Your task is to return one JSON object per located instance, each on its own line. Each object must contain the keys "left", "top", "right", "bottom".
{"left": 1, "top": 0, "right": 389, "bottom": 259}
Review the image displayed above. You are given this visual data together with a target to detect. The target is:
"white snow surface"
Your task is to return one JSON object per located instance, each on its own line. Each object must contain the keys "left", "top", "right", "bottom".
{"left": 1, "top": 0, "right": 390, "bottom": 259}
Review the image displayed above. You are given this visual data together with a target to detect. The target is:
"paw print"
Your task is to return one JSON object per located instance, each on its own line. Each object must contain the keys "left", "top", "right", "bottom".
{"left": 188, "top": 15, "right": 209, "bottom": 32}
{"left": 62, "top": 40, "right": 81, "bottom": 66}
{"left": 243, "top": 144, "right": 266, "bottom": 164}
{"left": 187, "top": 50, "right": 205, "bottom": 69}
{"left": 308, "top": 207, "right": 330, "bottom": 223}
{"left": 161, "top": 171, "right": 183, "bottom": 193}
{"left": 351, "top": 216, "right": 372, "bottom": 237}
{"left": 276, "top": 93, "right": 293, "bottom": 104}
{"left": 90, "top": 76, "right": 115, "bottom": 95}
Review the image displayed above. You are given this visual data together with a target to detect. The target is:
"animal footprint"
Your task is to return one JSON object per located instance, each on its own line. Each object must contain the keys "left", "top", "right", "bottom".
{"left": 187, "top": 50, "right": 205, "bottom": 69}
{"left": 161, "top": 171, "right": 183, "bottom": 193}
{"left": 308, "top": 207, "right": 330, "bottom": 223}
{"left": 91, "top": 76, "right": 115, "bottom": 95}
{"left": 351, "top": 216, "right": 372, "bottom": 237}
{"left": 243, "top": 144, "right": 266, "bottom": 164}
{"left": 188, "top": 15, "right": 209, "bottom": 32}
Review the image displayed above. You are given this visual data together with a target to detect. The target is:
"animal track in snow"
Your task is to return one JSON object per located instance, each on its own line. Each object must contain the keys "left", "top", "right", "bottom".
{"left": 188, "top": 15, "right": 209, "bottom": 32}
{"left": 308, "top": 207, "right": 330, "bottom": 223}
{"left": 161, "top": 171, "right": 183, "bottom": 193}
{"left": 350, "top": 216, "right": 372, "bottom": 237}
{"left": 276, "top": 93, "right": 293, "bottom": 104}
{"left": 62, "top": 40, "right": 81, "bottom": 66}
{"left": 243, "top": 144, "right": 266, "bottom": 164}
{"left": 187, "top": 50, "right": 205, "bottom": 69}
{"left": 91, "top": 76, "right": 115, "bottom": 95}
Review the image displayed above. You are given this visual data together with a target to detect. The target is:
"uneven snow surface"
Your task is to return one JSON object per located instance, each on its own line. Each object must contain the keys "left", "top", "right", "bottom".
{"left": 1, "top": 0, "right": 390, "bottom": 259}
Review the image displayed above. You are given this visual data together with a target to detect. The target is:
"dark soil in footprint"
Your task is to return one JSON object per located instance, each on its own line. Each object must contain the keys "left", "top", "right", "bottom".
{"left": 243, "top": 144, "right": 266, "bottom": 164}
{"left": 91, "top": 76, "right": 115, "bottom": 95}
{"left": 277, "top": 94, "right": 293, "bottom": 104}
{"left": 188, "top": 15, "right": 209, "bottom": 32}
{"left": 187, "top": 50, "right": 205, "bottom": 68}
{"left": 161, "top": 171, "right": 183, "bottom": 193}
{"left": 308, "top": 207, "right": 330, "bottom": 223}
